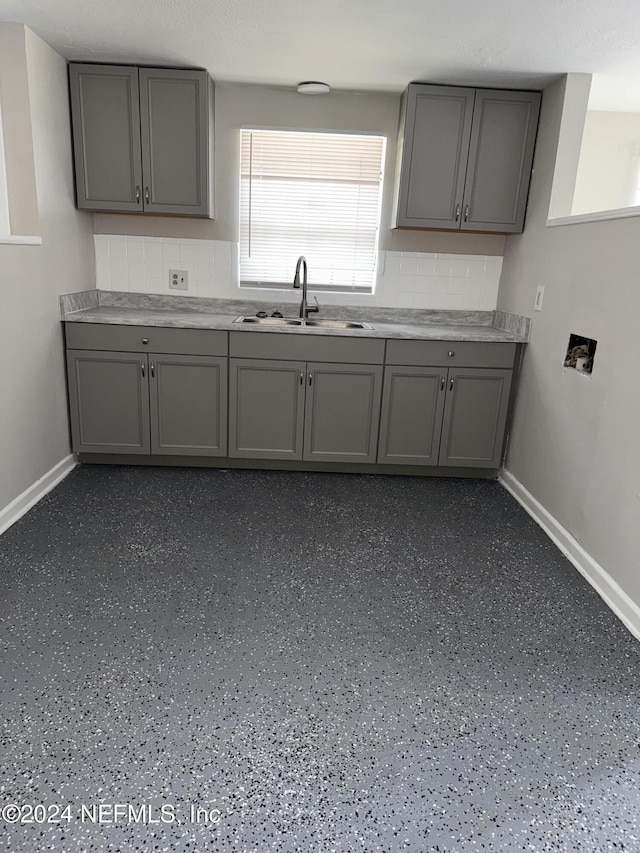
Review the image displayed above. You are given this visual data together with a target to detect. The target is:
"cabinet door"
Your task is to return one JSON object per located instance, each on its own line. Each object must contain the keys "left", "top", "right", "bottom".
{"left": 378, "top": 366, "right": 446, "bottom": 466}
{"left": 66, "top": 350, "right": 150, "bottom": 454}
{"left": 229, "top": 359, "right": 305, "bottom": 459}
{"left": 304, "top": 363, "right": 383, "bottom": 463}
{"left": 439, "top": 368, "right": 512, "bottom": 468}
{"left": 395, "top": 84, "right": 475, "bottom": 229}
{"left": 462, "top": 89, "right": 541, "bottom": 233}
{"left": 139, "top": 68, "right": 211, "bottom": 216}
{"left": 69, "top": 64, "right": 143, "bottom": 212}
{"left": 149, "top": 355, "right": 227, "bottom": 456}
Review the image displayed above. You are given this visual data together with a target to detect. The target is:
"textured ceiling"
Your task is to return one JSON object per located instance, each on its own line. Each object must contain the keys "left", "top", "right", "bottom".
{"left": 2, "top": 0, "right": 640, "bottom": 108}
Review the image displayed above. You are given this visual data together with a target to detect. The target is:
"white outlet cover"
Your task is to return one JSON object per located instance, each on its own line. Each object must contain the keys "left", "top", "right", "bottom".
{"left": 169, "top": 269, "right": 189, "bottom": 291}
{"left": 534, "top": 285, "right": 545, "bottom": 311}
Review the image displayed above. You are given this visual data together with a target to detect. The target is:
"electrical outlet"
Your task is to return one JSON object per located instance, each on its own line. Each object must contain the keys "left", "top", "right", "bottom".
{"left": 534, "top": 285, "right": 545, "bottom": 311}
{"left": 169, "top": 269, "right": 189, "bottom": 291}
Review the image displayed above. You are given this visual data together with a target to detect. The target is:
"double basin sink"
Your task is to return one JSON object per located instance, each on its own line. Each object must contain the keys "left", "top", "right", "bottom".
{"left": 234, "top": 316, "right": 373, "bottom": 330}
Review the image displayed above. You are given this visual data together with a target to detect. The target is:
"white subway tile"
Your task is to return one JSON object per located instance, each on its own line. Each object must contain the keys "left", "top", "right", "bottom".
{"left": 145, "top": 276, "right": 163, "bottom": 294}
{"left": 447, "top": 277, "right": 467, "bottom": 295}
{"left": 126, "top": 236, "right": 144, "bottom": 263}
{"left": 450, "top": 258, "right": 469, "bottom": 278}
{"left": 416, "top": 255, "right": 435, "bottom": 276}
{"left": 414, "top": 276, "right": 432, "bottom": 294}
{"left": 179, "top": 242, "right": 198, "bottom": 266}
{"left": 162, "top": 243, "right": 180, "bottom": 268}
{"left": 400, "top": 253, "right": 418, "bottom": 275}
{"left": 109, "top": 256, "right": 129, "bottom": 291}
{"left": 431, "top": 276, "right": 450, "bottom": 294}
{"left": 143, "top": 243, "right": 162, "bottom": 278}
{"left": 434, "top": 257, "right": 452, "bottom": 277}
{"left": 108, "top": 235, "right": 127, "bottom": 260}
{"left": 198, "top": 278, "right": 216, "bottom": 298}
{"left": 214, "top": 241, "right": 232, "bottom": 286}
{"left": 467, "top": 258, "right": 486, "bottom": 279}
{"left": 396, "top": 291, "right": 415, "bottom": 308}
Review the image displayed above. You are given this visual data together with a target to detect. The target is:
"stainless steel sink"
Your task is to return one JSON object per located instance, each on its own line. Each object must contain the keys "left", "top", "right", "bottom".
{"left": 233, "top": 316, "right": 372, "bottom": 330}
{"left": 304, "top": 319, "right": 372, "bottom": 330}
{"left": 234, "top": 316, "right": 303, "bottom": 326}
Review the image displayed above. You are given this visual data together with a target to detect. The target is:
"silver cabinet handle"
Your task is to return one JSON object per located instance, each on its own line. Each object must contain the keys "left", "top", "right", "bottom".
{"left": 141, "top": 362, "right": 145, "bottom": 378}
{"left": 448, "top": 350, "right": 455, "bottom": 357}
{"left": 300, "top": 370, "right": 304, "bottom": 385}
{"left": 455, "top": 203, "right": 461, "bottom": 222}
{"left": 135, "top": 185, "right": 140, "bottom": 204}
{"left": 142, "top": 338, "right": 149, "bottom": 345}
{"left": 144, "top": 187, "right": 150, "bottom": 204}
{"left": 309, "top": 372, "right": 313, "bottom": 386}
{"left": 440, "top": 376, "right": 445, "bottom": 391}
{"left": 463, "top": 204, "right": 469, "bottom": 222}
{"left": 150, "top": 362, "right": 155, "bottom": 378}
{"left": 449, "top": 376, "right": 454, "bottom": 391}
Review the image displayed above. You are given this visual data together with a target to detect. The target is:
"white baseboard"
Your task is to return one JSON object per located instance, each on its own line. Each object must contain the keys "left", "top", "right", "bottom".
{"left": 500, "top": 469, "right": 640, "bottom": 643}
{"left": 0, "top": 454, "right": 77, "bottom": 537}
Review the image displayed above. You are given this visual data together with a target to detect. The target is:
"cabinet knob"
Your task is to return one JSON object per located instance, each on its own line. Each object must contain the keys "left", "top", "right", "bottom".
{"left": 135, "top": 185, "right": 140, "bottom": 204}
{"left": 463, "top": 204, "right": 469, "bottom": 222}
{"left": 455, "top": 204, "right": 461, "bottom": 222}
{"left": 448, "top": 350, "right": 455, "bottom": 357}
{"left": 144, "top": 187, "right": 150, "bottom": 204}
{"left": 142, "top": 338, "right": 149, "bottom": 345}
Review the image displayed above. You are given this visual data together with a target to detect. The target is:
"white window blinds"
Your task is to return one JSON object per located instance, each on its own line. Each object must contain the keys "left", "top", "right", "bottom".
{"left": 240, "top": 129, "right": 385, "bottom": 291}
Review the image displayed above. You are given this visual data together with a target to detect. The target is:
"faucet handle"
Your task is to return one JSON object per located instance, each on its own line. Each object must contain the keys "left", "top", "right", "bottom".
{"left": 307, "top": 296, "right": 320, "bottom": 315}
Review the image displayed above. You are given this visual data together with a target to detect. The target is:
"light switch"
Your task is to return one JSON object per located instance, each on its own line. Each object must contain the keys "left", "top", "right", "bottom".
{"left": 534, "top": 286, "right": 545, "bottom": 311}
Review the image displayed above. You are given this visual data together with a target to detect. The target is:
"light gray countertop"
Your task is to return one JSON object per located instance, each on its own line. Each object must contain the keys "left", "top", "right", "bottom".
{"left": 60, "top": 292, "right": 531, "bottom": 343}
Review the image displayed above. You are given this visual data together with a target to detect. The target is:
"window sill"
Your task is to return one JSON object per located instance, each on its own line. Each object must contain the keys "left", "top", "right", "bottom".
{"left": 546, "top": 205, "right": 640, "bottom": 227}
{"left": 0, "top": 235, "right": 42, "bottom": 245}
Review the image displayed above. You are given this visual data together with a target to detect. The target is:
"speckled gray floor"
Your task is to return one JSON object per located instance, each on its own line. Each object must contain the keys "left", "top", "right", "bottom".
{"left": 1, "top": 467, "right": 639, "bottom": 852}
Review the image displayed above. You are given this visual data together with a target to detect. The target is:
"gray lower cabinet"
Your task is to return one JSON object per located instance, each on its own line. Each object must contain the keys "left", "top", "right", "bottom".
{"left": 67, "top": 349, "right": 227, "bottom": 455}
{"left": 66, "top": 349, "right": 150, "bottom": 454}
{"left": 378, "top": 366, "right": 446, "bottom": 466}
{"left": 378, "top": 365, "right": 513, "bottom": 468}
{"left": 69, "top": 63, "right": 213, "bottom": 217}
{"left": 393, "top": 82, "right": 540, "bottom": 233}
{"left": 439, "top": 368, "right": 512, "bottom": 468}
{"left": 149, "top": 354, "right": 227, "bottom": 456}
{"left": 304, "top": 363, "right": 383, "bottom": 463}
{"left": 228, "top": 359, "right": 306, "bottom": 459}
{"left": 228, "top": 358, "right": 383, "bottom": 463}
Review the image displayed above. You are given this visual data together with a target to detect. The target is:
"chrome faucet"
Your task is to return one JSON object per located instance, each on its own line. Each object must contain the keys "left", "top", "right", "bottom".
{"left": 292, "top": 255, "right": 320, "bottom": 319}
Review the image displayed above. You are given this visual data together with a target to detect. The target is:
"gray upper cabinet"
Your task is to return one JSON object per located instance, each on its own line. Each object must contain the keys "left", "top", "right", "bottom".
{"left": 439, "top": 368, "right": 513, "bottom": 468}
{"left": 393, "top": 83, "right": 540, "bottom": 234}
{"left": 66, "top": 349, "right": 150, "bottom": 454}
{"left": 69, "top": 65, "right": 143, "bottom": 212}
{"left": 149, "top": 354, "right": 227, "bottom": 456}
{"left": 138, "top": 69, "right": 211, "bottom": 216}
{"left": 462, "top": 90, "right": 541, "bottom": 232}
{"left": 394, "top": 85, "right": 475, "bottom": 229}
{"left": 69, "top": 63, "right": 214, "bottom": 217}
{"left": 304, "top": 363, "right": 383, "bottom": 464}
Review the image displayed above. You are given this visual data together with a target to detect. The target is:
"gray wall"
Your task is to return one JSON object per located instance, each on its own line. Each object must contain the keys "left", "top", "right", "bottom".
{"left": 497, "top": 76, "right": 640, "bottom": 606}
{"left": 94, "top": 81, "right": 505, "bottom": 257}
{"left": 0, "top": 25, "right": 95, "bottom": 513}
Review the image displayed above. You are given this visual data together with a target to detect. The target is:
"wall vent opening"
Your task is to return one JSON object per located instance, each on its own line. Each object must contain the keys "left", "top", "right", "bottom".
{"left": 564, "top": 333, "right": 597, "bottom": 375}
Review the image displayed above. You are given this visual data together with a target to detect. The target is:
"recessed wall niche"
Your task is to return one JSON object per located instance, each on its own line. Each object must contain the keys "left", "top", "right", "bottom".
{"left": 564, "top": 333, "right": 597, "bottom": 375}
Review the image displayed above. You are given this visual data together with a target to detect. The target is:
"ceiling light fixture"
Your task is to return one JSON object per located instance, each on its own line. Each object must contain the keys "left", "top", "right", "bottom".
{"left": 297, "top": 81, "right": 330, "bottom": 95}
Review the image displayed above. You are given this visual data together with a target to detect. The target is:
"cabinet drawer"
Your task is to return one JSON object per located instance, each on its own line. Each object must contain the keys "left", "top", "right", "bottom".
{"left": 65, "top": 323, "right": 228, "bottom": 356}
{"left": 229, "top": 331, "right": 385, "bottom": 364}
{"left": 385, "top": 339, "right": 515, "bottom": 368}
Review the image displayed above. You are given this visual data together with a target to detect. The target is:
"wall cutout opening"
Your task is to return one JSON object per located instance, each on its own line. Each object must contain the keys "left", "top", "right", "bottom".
{"left": 564, "top": 333, "right": 597, "bottom": 375}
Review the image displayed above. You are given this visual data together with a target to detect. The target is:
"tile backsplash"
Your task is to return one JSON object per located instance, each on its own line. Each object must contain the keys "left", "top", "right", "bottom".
{"left": 94, "top": 235, "right": 502, "bottom": 311}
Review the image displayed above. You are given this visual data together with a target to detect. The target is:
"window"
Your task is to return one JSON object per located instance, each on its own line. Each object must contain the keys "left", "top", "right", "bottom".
{"left": 240, "top": 129, "right": 386, "bottom": 292}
